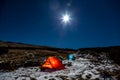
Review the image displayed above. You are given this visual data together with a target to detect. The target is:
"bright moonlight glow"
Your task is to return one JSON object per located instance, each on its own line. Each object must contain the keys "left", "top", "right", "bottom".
{"left": 62, "top": 13, "right": 71, "bottom": 24}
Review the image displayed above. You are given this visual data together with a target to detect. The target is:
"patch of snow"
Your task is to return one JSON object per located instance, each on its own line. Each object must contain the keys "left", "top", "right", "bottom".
{"left": 0, "top": 54, "right": 120, "bottom": 80}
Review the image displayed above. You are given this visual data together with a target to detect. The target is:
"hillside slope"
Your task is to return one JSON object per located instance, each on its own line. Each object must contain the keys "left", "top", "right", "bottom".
{"left": 78, "top": 46, "right": 120, "bottom": 65}
{"left": 0, "top": 52, "right": 120, "bottom": 80}
{"left": 0, "top": 41, "right": 76, "bottom": 70}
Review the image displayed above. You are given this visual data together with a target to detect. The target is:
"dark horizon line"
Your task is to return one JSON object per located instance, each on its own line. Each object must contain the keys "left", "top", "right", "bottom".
{"left": 0, "top": 40, "right": 120, "bottom": 50}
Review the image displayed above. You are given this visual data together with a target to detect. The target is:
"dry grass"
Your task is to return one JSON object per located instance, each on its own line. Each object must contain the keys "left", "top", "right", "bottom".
{"left": 0, "top": 45, "right": 76, "bottom": 71}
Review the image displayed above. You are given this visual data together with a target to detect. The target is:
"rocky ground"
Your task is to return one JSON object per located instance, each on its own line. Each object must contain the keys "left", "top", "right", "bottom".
{"left": 0, "top": 53, "right": 120, "bottom": 80}
{"left": 0, "top": 41, "right": 120, "bottom": 80}
{"left": 0, "top": 41, "right": 76, "bottom": 71}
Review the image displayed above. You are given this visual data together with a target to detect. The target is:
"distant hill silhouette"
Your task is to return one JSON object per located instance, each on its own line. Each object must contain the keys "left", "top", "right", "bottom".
{"left": 0, "top": 41, "right": 76, "bottom": 51}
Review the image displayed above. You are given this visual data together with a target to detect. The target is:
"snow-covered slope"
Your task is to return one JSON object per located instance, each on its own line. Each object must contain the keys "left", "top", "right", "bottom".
{"left": 0, "top": 54, "right": 120, "bottom": 80}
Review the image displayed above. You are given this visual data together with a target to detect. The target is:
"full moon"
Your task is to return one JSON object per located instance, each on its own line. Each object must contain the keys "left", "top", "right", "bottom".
{"left": 61, "top": 13, "right": 71, "bottom": 24}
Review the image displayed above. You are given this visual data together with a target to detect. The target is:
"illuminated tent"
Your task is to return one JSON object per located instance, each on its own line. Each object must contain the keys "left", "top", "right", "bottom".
{"left": 68, "top": 54, "right": 75, "bottom": 60}
{"left": 41, "top": 56, "right": 65, "bottom": 72}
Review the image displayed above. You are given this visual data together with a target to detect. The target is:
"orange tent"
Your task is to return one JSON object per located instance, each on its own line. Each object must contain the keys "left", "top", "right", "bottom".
{"left": 41, "top": 56, "right": 65, "bottom": 71}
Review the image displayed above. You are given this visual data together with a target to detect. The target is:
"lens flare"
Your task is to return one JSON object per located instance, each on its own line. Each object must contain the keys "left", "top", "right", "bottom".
{"left": 61, "top": 13, "right": 71, "bottom": 24}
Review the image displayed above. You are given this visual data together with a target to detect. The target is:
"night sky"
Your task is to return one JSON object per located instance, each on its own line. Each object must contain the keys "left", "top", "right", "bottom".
{"left": 0, "top": 0, "right": 120, "bottom": 49}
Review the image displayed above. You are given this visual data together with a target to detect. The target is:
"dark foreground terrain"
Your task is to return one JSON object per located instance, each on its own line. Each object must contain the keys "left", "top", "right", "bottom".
{"left": 0, "top": 41, "right": 120, "bottom": 80}
{"left": 79, "top": 46, "right": 120, "bottom": 65}
{"left": 0, "top": 41, "right": 76, "bottom": 70}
